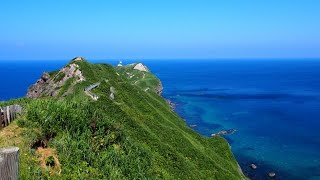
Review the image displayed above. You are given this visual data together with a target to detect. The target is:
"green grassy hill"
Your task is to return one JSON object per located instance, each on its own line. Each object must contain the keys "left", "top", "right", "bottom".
{"left": 0, "top": 58, "right": 245, "bottom": 179}
{"left": 115, "top": 63, "right": 163, "bottom": 94}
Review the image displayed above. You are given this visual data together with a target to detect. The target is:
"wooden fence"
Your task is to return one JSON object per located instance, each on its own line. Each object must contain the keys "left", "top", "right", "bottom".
{"left": 0, "top": 105, "right": 22, "bottom": 129}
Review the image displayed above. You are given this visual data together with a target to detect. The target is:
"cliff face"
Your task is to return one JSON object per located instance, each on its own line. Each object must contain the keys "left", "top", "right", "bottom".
{"left": 27, "top": 72, "right": 52, "bottom": 98}
{"left": 27, "top": 57, "right": 86, "bottom": 98}
{"left": 156, "top": 81, "right": 163, "bottom": 95}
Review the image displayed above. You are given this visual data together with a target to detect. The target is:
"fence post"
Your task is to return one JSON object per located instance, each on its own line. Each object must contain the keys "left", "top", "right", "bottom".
{"left": 6, "top": 107, "right": 10, "bottom": 125}
{"left": 0, "top": 147, "right": 19, "bottom": 180}
{"left": 9, "top": 106, "right": 14, "bottom": 122}
{"left": 0, "top": 108, "right": 3, "bottom": 129}
{"left": 3, "top": 107, "right": 7, "bottom": 127}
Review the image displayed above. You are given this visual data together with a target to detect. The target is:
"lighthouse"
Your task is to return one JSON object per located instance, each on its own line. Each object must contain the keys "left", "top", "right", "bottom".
{"left": 117, "top": 60, "right": 123, "bottom": 67}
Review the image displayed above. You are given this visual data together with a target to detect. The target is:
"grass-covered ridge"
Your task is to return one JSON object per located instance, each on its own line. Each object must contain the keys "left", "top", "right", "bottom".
{"left": 115, "top": 63, "right": 163, "bottom": 94}
{"left": 0, "top": 58, "right": 245, "bottom": 179}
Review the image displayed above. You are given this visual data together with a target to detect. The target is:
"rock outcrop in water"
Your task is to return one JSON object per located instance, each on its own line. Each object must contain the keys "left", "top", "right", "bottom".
{"left": 211, "top": 129, "right": 237, "bottom": 137}
{"left": 250, "top": 164, "right": 257, "bottom": 170}
{"left": 268, "top": 172, "right": 276, "bottom": 178}
{"left": 166, "top": 100, "right": 176, "bottom": 110}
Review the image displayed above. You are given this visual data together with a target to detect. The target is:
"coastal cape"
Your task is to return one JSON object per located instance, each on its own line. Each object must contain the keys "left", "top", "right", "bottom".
{"left": 1, "top": 57, "right": 245, "bottom": 179}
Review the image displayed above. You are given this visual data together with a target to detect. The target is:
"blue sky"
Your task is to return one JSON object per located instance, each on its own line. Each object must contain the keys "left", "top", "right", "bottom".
{"left": 1, "top": 0, "right": 319, "bottom": 60}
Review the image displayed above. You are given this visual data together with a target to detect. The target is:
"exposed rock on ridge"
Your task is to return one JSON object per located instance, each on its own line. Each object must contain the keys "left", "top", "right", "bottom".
{"left": 133, "top": 63, "right": 149, "bottom": 72}
{"left": 27, "top": 57, "right": 86, "bottom": 98}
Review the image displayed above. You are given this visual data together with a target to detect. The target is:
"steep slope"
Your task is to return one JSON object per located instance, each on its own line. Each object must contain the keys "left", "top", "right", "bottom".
{"left": 2, "top": 57, "right": 245, "bottom": 179}
{"left": 27, "top": 57, "right": 86, "bottom": 98}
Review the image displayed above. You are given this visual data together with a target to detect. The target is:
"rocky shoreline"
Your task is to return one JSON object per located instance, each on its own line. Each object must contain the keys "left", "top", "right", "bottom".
{"left": 211, "top": 129, "right": 237, "bottom": 137}
{"left": 156, "top": 82, "right": 163, "bottom": 95}
{"left": 166, "top": 99, "right": 176, "bottom": 110}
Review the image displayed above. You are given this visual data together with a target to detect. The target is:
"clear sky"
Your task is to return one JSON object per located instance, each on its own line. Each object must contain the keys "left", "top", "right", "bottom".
{"left": 1, "top": 0, "right": 320, "bottom": 60}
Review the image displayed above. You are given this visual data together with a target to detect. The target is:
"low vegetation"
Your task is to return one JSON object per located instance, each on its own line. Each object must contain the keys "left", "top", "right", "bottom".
{"left": 0, "top": 58, "right": 245, "bottom": 179}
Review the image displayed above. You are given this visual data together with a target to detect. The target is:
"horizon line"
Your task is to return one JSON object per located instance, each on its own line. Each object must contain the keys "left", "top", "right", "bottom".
{"left": 0, "top": 57, "right": 320, "bottom": 61}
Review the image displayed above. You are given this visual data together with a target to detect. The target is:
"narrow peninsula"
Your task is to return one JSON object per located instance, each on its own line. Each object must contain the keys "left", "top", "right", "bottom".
{"left": 0, "top": 57, "right": 245, "bottom": 179}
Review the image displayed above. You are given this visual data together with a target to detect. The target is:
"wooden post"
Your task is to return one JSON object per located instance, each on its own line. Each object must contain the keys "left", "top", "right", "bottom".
{"left": 9, "top": 106, "right": 14, "bottom": 122}
{"left": 11, "top": 106, "right": 15, "bottom": 121}
{"left": 6, "top": 107, "right": 10, "bottom": 125}
{"left": 8, "top": 106, "right": 12, "bottom": 123}
{"left": 3, "top": 107, "right": 7, "bottom": 127}
{"left": 0, "top": 115, "right": 2, "bottom": 129}
{"left": 14, "top": 105, "right": 22, "bottom": 115}
{"left": 0, "top": 108, "right": 3, "bottom": 129}
{"left": 0, "top": 147, "right": 19, "bottom": 180}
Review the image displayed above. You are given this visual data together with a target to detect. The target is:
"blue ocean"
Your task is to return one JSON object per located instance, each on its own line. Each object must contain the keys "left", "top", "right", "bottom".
{"left": 1, "top": 59, "right": 320, "bottom": 179}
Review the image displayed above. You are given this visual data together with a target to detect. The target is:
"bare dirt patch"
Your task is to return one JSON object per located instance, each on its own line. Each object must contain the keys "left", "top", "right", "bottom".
{"left": 36, "top": 147, "right": 61, "bottom": 174}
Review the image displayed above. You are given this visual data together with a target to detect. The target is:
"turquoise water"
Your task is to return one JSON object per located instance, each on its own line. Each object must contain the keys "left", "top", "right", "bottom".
{"left": 149, "top": 60, "right": 320, "bottom": 179}
{"left": 1, "top": 59, "right": 320, "bottom": 179}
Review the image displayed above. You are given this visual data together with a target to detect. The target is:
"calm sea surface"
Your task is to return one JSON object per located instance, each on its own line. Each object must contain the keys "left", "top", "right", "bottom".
{"left": 1, "top": 59, "right": 320, "bottom": 179}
